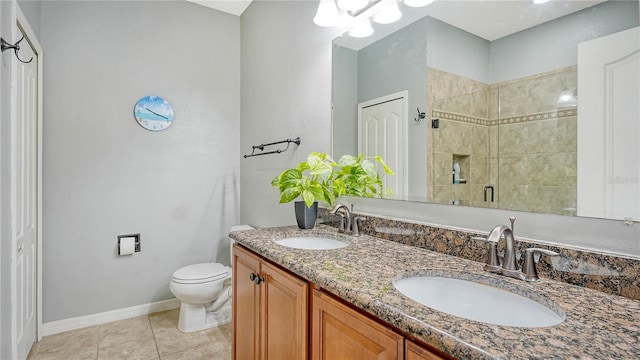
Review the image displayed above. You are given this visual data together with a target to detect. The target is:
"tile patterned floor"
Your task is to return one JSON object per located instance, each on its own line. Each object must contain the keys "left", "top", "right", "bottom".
{"left": 27, "top": 309, "right": 231, "bottom": 360}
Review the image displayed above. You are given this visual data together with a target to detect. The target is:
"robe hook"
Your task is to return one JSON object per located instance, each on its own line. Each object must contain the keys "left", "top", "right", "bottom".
{"left": 414, "top": 107, "right": 426, "bottom": 123}
{"left": 1, "top": 36, "right": 33, "bottom": 64}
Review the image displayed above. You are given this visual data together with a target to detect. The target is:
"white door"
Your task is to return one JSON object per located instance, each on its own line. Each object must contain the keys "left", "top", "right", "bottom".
{"left": 14, "top": 24, "right": 38, "bottom": 359}
{"left": 358, "top": 91, "right": 408, "bottom": 200}
{"left": 577, "top": 27, "right": 640, "bottom": 220}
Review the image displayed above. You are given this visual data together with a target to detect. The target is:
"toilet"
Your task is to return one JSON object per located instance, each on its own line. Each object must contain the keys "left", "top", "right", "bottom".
{"left": 170, "top": 225, "right": 254, "bottom": 333}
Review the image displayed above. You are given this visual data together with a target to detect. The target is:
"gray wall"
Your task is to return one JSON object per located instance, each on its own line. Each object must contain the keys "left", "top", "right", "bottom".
{"left": 240, "top": 0, "right": 336, "bottom": 228}
{"left": 331, "top": 44, "right": 358, "bottom": 158}
{"left": 490, "top": 0, "right": 640, "bottom": 83}
{"left": 240, "top": 1, "right": 639, "bottom": 256}
{"left": 427, "top": 17, "right": 490, "bottom": 83}
{"left": 41, "top": 0, "right": 240, "bottom": 322}
{"left": 17, "top": 0, "right": 40, "bottom": 38}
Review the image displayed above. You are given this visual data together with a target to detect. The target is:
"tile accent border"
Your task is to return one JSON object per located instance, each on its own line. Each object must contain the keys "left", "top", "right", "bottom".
{"left": 319, "top": 209, "right": 640, "bottom": 301}
{"left": 432, "top": 108, "right": 578, "bottom": 127}
{"left": 497, "top": 108, "right": 577, "bottom": 125}
{"left": 431, "top": 110, "right": 490, "bottom": 126}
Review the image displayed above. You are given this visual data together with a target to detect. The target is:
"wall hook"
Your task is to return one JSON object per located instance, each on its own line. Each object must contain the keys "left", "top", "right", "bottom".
{"left": 1, "top": 36, "right": 33, "bottom": 64}
{"left": 414, "top": 107, "right": 426, "bottom": 123}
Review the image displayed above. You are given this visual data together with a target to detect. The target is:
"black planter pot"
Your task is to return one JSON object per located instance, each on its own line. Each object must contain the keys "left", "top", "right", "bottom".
{"left": 294, "top": 201, "right": 318, "bottom": 229}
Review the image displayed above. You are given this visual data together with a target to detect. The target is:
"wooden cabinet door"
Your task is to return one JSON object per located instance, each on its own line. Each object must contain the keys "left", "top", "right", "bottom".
{"left": 312, "top": 289, "right": 403, "bottom": 360}
{"left": 262, "top": 261, "right": 309, "bottom": 360}
{"left": 406, "top": 339, "right": 450, "bottom": 360}
{"left": 233, "top": 245, "right": 261, "bottom": 360}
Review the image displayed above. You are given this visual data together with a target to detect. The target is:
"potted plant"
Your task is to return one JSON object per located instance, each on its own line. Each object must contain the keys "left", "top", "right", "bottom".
{"left": 272, "top": 151, "right": 394, "bottom": 229}
{"left": 271, "top": 152, "right": 337, "bottom": 229}
{"left": 333, "top": 154, "right": 394, "bottom": 198}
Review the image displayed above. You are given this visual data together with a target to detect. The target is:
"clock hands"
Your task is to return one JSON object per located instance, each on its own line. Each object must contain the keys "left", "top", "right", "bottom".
{"left": 145, "top": 107, "right": 169, "bottom": 120}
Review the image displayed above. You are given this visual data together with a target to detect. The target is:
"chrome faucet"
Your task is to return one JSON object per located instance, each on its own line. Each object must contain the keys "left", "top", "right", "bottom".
{"left": 485, "top": 225, "right": 526, "bottom": 281}
{"left": 328, "top": 203, "right": 363, "bottom": 236}
{"left": 476, "top": 216, "right": 559, "bottom": 282}
{"left": 329, "top": 203, "right": 351, "bottom": 233}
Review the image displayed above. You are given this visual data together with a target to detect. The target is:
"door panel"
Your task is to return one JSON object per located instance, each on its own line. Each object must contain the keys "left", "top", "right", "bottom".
{"left": 15, "top": 24, "right": 38, "bottom": 360}
{"left": 359, "top": 92, "right": 408, "bottom": 200}
{"left": 261, "top": 261, "right": 308, "bottom": 360}
{"left": 577, "top": 27, "right": 640, "bottom": 220}
{"left": 232, "top": 245, "right": 261, "bottom": 360}
{"left": 312, "top": 290, "right": 403, "bottom": 360}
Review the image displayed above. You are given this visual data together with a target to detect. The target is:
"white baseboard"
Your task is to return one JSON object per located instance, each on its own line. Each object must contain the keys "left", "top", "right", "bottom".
{"left": 42, "top": 298, "right": 180, "bottom": 336}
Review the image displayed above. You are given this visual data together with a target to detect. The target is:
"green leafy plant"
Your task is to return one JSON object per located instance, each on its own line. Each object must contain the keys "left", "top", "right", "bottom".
{"left": 271, "top": 152, "right": 337, "bottom": 208}
{"left": 333, "top": 154, "right": 394, "bottom": 198}
{"left": 271, "top": 152, "right": 394, "bottom": 208}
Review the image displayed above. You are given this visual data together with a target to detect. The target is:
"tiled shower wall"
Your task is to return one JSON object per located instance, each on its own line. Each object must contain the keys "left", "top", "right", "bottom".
{"left": 427, "top": 66, "right": 578, "bottom": 216}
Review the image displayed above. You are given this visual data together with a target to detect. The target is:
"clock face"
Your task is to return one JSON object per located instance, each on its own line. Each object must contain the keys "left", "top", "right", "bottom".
{"left": 133, "top": 96, "right": 174, "bottom": 131}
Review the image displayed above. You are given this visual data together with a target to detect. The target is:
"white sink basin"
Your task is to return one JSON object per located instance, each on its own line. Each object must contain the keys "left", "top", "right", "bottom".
{"left": 273, "top": 236, "right": 350, "bottom": 250}
{"left": 393, "top": 276, "right": 565, "bottom": 328}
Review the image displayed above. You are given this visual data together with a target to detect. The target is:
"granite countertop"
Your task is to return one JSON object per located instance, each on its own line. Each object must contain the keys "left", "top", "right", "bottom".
{"left": 230, "top": 225, "right": 640, "bottom": 360}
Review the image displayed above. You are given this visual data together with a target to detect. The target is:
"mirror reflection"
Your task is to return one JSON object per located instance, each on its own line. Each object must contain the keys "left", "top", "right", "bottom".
{"left": 332, "top": 0, "right": 639, "bottom": 220}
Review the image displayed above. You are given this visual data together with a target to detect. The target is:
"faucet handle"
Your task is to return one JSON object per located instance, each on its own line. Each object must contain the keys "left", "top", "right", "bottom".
{"left": 352, "top": 216, "right": 365, "bottom": 237}
{"left": 523, "top": 248, "right": 559, "bottom": 281}
{"left": 472, "top": 236, "right": 501, "bottom": 272}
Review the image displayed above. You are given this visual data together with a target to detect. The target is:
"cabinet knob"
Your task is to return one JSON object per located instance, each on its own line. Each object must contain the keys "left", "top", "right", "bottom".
{"left": 249, "top": 272, "right": 264, "bottom": 285}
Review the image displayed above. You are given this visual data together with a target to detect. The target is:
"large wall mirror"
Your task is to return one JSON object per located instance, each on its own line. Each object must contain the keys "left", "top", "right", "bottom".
{"left": 332, "top": 0, "right": 639, "bottom": 221}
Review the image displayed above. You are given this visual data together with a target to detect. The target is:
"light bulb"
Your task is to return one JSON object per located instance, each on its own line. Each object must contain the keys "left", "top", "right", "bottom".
{"left": 314, "top": 0, "right": 340, "bottom": 27}
{"left": 349, "top": 19, "right": 374, "bottom": 38}
{"left": 559, "top": 90, "right": 572, "bottom": 102}
{"left": 557, "top": 88, "right": 577, "bottom": 105}
{"left": 337, "top": 0, "right": 369, "bottom": 12}
{"left": 373, "top": 2, "right": 402, "bottom": 24}
{"left": 403, "top": 0, "right": 434, "bottom": 8}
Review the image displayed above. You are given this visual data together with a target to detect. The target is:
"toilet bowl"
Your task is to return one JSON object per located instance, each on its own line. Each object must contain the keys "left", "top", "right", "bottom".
{"left": 170, "top": 225, "right": 254, "bottom": 333}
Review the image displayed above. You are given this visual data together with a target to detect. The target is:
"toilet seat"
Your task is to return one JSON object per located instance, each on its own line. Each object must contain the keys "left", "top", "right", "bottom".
{"left": 172, "top": 263, "right": 230, "bottom": 284}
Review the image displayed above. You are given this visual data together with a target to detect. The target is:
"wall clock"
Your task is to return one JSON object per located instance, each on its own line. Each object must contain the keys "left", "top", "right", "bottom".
{"left": 133, "top": 95, "right": 174, "bottom": 131}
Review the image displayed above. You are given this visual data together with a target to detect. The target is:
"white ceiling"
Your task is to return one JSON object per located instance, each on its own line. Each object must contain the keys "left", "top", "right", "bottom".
{"left": 185, "top": 0, "right": 608, "bottom": 30}
{"left": 185, "top": 0, "right": 254, "bottom": 16}
{"left": 426, "top": 0, "right": 607, "bottom": 41}
{"left": 336, "top": 0, "right": 608, "bottom": 50}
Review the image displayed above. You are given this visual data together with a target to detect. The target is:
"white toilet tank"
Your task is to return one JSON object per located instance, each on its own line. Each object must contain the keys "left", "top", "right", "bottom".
{"left": 229, "top": 225, "right": 254, "bottom": 263}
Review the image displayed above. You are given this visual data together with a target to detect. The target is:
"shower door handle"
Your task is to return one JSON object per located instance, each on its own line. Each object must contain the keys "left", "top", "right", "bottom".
{"left": 484, "top": 185, "right": 494, "bottom": 202}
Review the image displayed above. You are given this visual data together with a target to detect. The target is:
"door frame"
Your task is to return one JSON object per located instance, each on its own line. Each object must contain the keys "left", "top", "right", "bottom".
{"left": 357, "top": 90, "right": 409, "bottom": 200}
{"left": 1, "top": 1, "right": 43, "bottom": 357}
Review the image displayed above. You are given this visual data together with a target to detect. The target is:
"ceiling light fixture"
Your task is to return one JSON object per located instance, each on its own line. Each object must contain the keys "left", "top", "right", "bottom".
{"left": 337, "top": 0, "right": 369, "bottom": 12}
{"left": 532, "top": 0, "right": 550, "bottom": 4}
{"left": 313, "top": 0, "right": 431, "bottom": 38}
{"left": 373, "top": 2, "right": 402, "bottom": 24}
{"left": 314, "top": 0, "right": 340, "bottom": 27}
{"left": 403, "top": 0, "right": 435, "bottom": 7}
{"left": 349, "top": 19, "right": 375, "bottom": 38}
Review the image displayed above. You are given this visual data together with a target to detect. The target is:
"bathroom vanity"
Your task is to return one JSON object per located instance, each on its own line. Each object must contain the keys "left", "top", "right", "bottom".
{"left": 232, "top": 243, "right": 448, "bottom": 359}
{"left": 230, "top": 224, "right": 640, "bottom": 359}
